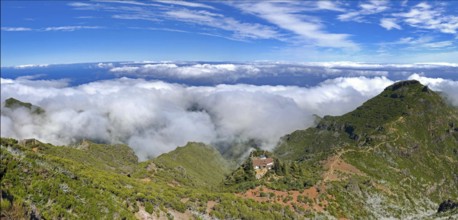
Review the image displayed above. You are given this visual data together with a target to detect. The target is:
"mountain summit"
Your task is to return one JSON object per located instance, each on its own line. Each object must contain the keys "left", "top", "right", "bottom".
{"left": 274, "top": 80, "right": 458, "bottom": 218}
{"left": 276, "top": 80, "right": 457, "bottom": 159}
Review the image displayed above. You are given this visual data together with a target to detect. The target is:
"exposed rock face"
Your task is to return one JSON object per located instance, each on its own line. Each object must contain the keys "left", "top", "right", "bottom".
{"left": 438, "top": 200, "right": 458, "bottom": 213}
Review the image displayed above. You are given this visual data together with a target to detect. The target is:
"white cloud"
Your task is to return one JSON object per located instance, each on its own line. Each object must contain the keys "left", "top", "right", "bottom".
{"left": 391, "top": 36, "right": 454, "bottom": 49}
{"left": 339, "top": 0, "right": 389, "bottom": 22}
{"left": 286, "top": 61, "right": 458, "bottom": 69}
{"left": 14, "top": 64, "right": 49, "bottom": 69}
{"left": 359, "top": 0, "right": 389, "bottom": 13}
{"left": 408, "top": 73, "right": 458, "bottom": 106}
{"left": 233, "top": 1, "right": 358, "bottom": 49}
{"left": 2, "top": 26, "right": 103, "bottom": 32}
{"left": 304, "top": 61, "right": 385, "bottom": 68}
{"left": 76, "top": 16, "right": 96, "bottom": 19}
{"left": 109, "top": 63, "right": 260, "bottom": 79}
{"left": 154, "top": 0, "right": 215, "bottom": 10}
{"left": 112, "top": 14, "right": 159, "bottom": 22}
{"left": 130, "top": 27, "right": 189, "bottom": 33}
{"left": 401, "top": 0, "right": 408, "bottom": 7}
{"left": 422, "top": 41, "right": 453, "bottom": 48}
{"left": 109, "top": 66, "right": 140, "bottom": 73}
{"left": 316, "top": 1, "right": 345, "bottom": 12}
{"left": 165, "top": 9, "right": 279, "bottom": 40}
{"left": 414, "top": 62, "right": 458, "bottom": 67}
{"left": 395, "top": 2, "right": 458, "bottom": 34}
{"left": 1, "top": 76, "right": 401, "bottom": 160}
{"left": 96, "top": 62, "right": 114, "bottom": 68}
{"left": 380, "top": 18, "right": 401, "bottom": 30}
{"left": 69, "top": 1, "right": 164, "bottom": 23}
{"left": 338, "top": 11, "right": 358, "bottom": 21}
{"left": 398, "top": 36, "right": 433, "bottom": 44}
{"left": 68, "top": 2, "right": 93, "bottom": 7}
{"left": 94, "top": 0, "right": 157, "bottom": 7}
{"left": 385, "top": 50, "right": 458, "bottom": 64}
{"left": 13, "top": 75, "right": 70, "bottom": 88}
{"left": 2, "top": 63, "right": 457, "bottom": 160}
{"left": 69, "top": 0, "right": 279, "bottom": 41}
{"left": 106, "top": 62, "right": 458, "bottom": 84}
{"left": 0, "top": 78, "right": 15, "bottom": 84}
{"left": 1, "top": 27, "right": 33, "bottom": 32}
{"left": 43, "top": 26, "right": 102, "bottom": 31}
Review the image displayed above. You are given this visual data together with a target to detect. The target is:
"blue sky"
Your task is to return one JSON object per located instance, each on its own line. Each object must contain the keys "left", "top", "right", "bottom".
{"left": 1, "top": 0, "right": 458, "bottom": 66}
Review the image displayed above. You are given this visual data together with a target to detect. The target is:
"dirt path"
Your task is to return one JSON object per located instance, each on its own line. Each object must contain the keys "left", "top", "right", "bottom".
{"left": 237, "top": 117, "right": 406, "bottom": 216}
{"left": 322, "top": 148, "right": 356, "bottom": 182}
{"left": 238, "top": 186, "right": 325, "bottom": 212}
{"left": 322, "top": 117, "right": 403, "bottom": 183}
{"left": 363, "top": 132, "right": 400, "bottom": 154}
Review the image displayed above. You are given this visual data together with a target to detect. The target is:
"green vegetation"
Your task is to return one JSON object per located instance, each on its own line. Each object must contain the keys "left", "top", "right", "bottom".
{"left": 4, "top": 97, "right": 45, "bottom": 114}
{"left": 274, "top": 80, "right": 458, "bottom": 218}
{"left": 224, "top": 150, "right": 318, "bottom": 192}
{"left": 1, "top": 138, "right": 298, "bottom": 219}
{"left": 1, "top": 80, "right": 458, "bottom": 219}
{"left": 43, "top": 140, "right": 139, "bottom": 174}
{"left": 152, "top": 142, "right": 232, "bottom": 188}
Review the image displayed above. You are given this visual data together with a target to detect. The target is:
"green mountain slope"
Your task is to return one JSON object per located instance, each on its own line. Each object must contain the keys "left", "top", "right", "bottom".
{"left": 273, "top": 80, "right": 458, "bottom": 218}
{"left": 1, "top": 139, "right": 298, "bottom": 219}
{"left": 4, "top": 97, "right": 44, "bottom": 114}
{"left": 276, "top": 80, "right": 458, "bottom": 160}
{"left": 42, "top": 140, "right": 139, "bottom": 174}
{"left": 152, "top": 142, "right": 232, "bottom": 188}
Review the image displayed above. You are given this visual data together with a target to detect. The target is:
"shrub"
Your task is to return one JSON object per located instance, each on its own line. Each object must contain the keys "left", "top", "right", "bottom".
{"left": 0, "top": 198, "right": 12, "bottom": 210}
{"left": 144, "top": 202, "right": 154, "bottom": 214}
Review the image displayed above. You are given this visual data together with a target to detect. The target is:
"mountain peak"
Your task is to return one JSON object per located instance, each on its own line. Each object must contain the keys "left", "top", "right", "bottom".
{"left": 328, "top": 79, "right": 452, "bottom": 142}
{"left": 4, "top": 97, "right": 45, "bottom": 114}
{"left": 385, "top": 80, "right": 422, "bottom": 91}
{"left": 380, "top": 80, "right": 433, "bottom": 100}
{"left": 273, "top": 79, "right": 458, "bottom": 218}
{"left": 276, "top": 79, "right": 458, "bottom": 160}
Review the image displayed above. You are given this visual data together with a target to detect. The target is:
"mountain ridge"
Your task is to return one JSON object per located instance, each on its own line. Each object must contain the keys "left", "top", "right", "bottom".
{"left": 272, "top": 79, "right": 458, "bottom": 218}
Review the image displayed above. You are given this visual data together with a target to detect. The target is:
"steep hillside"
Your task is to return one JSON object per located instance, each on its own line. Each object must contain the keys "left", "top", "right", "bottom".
{"left": 42, "top": 140, "right": 139, "bottom": 174}
{"left": 1, "top": 138, "right": 298, "bottom": 219}
{"left": 152, "top": 142, "right": 232, "bottom": 188}
{"left": 272, "top": 80, "right": 458, "bottom": 218}
{"left": 276, "top": 80, "right": 458, "bottom": 160}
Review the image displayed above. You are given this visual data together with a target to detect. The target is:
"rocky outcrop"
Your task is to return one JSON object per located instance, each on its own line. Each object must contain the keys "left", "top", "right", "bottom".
{"left": 438, "top": 199, "right": 458, "bottom": 213}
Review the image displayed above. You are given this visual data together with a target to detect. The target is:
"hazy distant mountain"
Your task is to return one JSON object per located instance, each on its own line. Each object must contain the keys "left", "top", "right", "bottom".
{"left": 4, "top": 97, "right": 44, "bottom": 114}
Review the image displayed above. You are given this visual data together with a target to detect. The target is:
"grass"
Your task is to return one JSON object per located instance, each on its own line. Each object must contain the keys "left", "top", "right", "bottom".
{"left": 153, "top": 142, "right": 232, "bottom": 188}
{"left": 1, "top": 138, "right": 299, "bottom": 219}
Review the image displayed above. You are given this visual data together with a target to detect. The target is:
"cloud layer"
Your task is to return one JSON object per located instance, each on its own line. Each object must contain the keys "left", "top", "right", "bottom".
{"left": 105, "top": 62, "right": 458, "bottom": 86}
{"left": 2, "top": 73, "right": 457, "bottom": 160}
{"left": 1, "top": 26, "right": 102, "bottom": 32}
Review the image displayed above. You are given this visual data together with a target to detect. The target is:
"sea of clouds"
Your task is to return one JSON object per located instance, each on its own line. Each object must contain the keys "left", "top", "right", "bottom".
{"left": 1, "top": 63, "right": 457, "bottom": 160}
